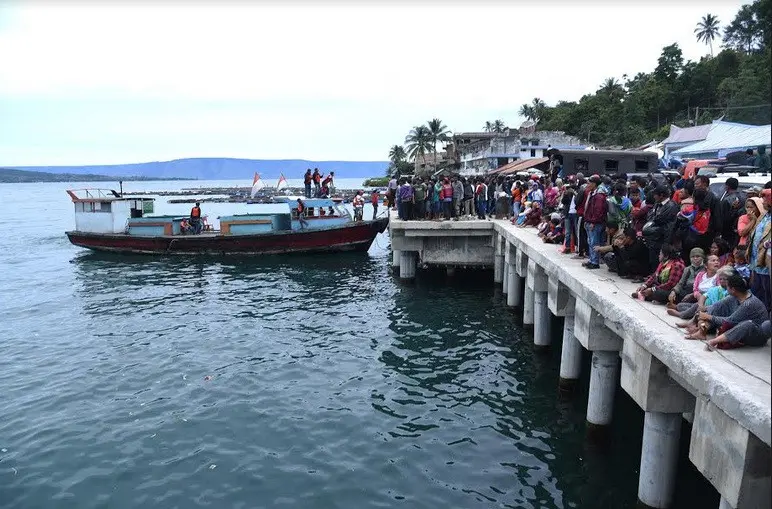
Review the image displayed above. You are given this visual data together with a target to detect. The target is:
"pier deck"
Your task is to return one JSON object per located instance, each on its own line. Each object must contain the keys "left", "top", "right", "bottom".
{"left": 389, "top": 212, "right": 771, "bottom": 509}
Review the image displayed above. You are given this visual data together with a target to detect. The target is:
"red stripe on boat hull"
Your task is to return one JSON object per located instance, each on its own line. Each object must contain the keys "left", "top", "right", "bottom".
{"left": 66, "top": 219, "right": 388, "bottom": 255}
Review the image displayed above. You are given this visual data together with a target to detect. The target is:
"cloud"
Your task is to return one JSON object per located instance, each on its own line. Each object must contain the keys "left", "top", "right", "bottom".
{"left": 0, "top": 2, "right": 748, "bottom": 165}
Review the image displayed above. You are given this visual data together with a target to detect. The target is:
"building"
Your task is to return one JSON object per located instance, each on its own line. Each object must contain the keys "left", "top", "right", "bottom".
{"left": 453, "top": 123, "right": 585, "bottom": 176}
{"left": 669, "top": 121, "right": 771, "bottom": 160}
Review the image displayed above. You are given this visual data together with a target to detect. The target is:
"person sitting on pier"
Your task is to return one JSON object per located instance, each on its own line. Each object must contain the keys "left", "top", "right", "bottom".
{"left": 668, "top": 264, "right": 733, "bottom": 320}
{"left": 686, "top": 274, "right": 770, "bottom": 347}
{"left": 612, "top": 227, "right": 650, "bottom": 279}
{"left": 632, "top": 244, "right": 685, "bottom": 303}
{"left": 665, "top": 248, "right": 706, "bottom": 305}
{"left": 190, "top": 202, "right": 203, "bottom": 234}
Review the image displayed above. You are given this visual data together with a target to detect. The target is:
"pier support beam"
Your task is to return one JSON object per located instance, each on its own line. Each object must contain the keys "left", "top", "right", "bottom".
{"left": 493, "top": 235, "right": 504, "bottom": 285}
{"left": 511, "top": 247, "right": 527, "bottom": 308}
{"left": 638, "top": 411, "right": 682, "bottom": 509}
{"left": 526, "top": 255, "right": 551, "bottom": 347}
{"left": 689, "top": 397, "right": 771, "bottom": 509}
{"left": 506, "top": 261, "right": 518, "bottom": 307}
{"left": 392, "top": 249, "right": 401, "bottom": 270}
{"left": 559, "top": 314, "right": 582, "bottom": 394}
{"left": 503, "top": 263, "right": 509, "bottom": 294}
{"left": 586, "top": 350, "right": 619, "bottom": 431}
{"left": 399, "top": 251, "right": 416, "bottom": 280}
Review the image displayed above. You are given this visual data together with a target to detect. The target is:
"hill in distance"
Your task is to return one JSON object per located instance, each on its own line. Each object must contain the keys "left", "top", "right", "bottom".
{"left": 7, "top": 158, "right": 390, "bottom": 181}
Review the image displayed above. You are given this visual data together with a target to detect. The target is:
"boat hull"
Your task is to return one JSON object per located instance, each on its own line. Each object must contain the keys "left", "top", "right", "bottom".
{"left": 66, "top": 218, "right": 388, "bottom": 255}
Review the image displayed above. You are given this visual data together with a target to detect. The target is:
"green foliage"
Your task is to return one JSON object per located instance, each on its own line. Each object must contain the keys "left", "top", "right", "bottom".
{"left": 535, "top": 1, "right": 769, "bottom": 148}
{"left": 362, "top": 176, "right": 390, "bottom": 187}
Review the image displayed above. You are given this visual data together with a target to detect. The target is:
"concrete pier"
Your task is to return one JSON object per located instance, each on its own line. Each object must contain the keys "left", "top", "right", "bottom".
{"left": 399, "top": 251, "right": 416, "bottom": 280}
{"left": 502, "top": 262, "right": 509, "bottom": 294}
{"left": 392, "top": 249, "right": 401, "bottom": 270}
{"left": 388, "top": 212, "right": 771, "bottom": 508}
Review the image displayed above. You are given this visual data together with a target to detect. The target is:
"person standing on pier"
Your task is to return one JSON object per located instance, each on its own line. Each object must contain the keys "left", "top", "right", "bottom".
{"left": 190, "top": 202, "right": 203, "bottom": 234}
{"left": 304, "top": 169, "right": 313, "bottom": 198}
{"left": 582, "top": 176, "right": 608, "bottom": 269}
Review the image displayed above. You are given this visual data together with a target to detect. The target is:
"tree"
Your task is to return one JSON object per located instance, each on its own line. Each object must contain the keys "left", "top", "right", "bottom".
{"left": 518, "top": 104, "right": 535, "bottom": 122}
{"left": 404, "top": 125, "right": 433, "bottom": 172}
{"left": 426, "top": 118, "right": 451, "bottom": 171}
{"left": 483, "top": 121, "right": 494, "bottom": 132}
{"left": 695, "top": 14, "right": 721, "bottom": 56}
{"left": 493, "top": 119, "right": 506, "bottom": 132}
{"left": 388, "top": 145, "right": 406, "bottom": 165}
{"left": 655, "top": 43, "right": 684, "bottom": 83}
{"left": 600, "top": 78, "right": 625, "bottom": 101}
{"left": 723, "top": 3, "right": 762, "bottom": 52}
{"left": 531, "top": 98, "right": 546, "bottom": 122}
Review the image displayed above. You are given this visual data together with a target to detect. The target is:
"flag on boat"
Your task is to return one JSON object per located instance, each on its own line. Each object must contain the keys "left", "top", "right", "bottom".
{"left": 251, "top": 172, "right": 265, "bottom": 198}
{"left": 276, "top": 173, "right": 288, "bottom": 191}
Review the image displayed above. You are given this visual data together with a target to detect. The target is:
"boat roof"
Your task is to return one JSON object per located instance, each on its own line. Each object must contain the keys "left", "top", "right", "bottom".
{"left": 273, "top": 196, "right": 343, "bottom": 207}
{"left": 66, "top": 188, "right": 155, "bottom": 203}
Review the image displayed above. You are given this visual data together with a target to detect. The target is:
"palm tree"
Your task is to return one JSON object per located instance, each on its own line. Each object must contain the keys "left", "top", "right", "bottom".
{"left": 426, "top": 118, "right": 451, "bottom": 170}
{"left": 519, "top": 104, "right": 535, "bottom": 121}
{"left": 695, "top": 13, "right": 721, "bottom": 57}
{"left": 600, "top": 78, "right": 625, "bottom": 101}
{"left": 492, "top": 119, "right": 506, "bottom": 133}
{"left": 404, "top": 125, "right": 433, "bottom": 172}
{"left": 483, "top": 121, "right": 494, "bottom": 132}
{"left": 389, "top": 145, "right": 406, "bottom": 165}
{"left": 531, "top": 98, "right": 546, "bottom": 122}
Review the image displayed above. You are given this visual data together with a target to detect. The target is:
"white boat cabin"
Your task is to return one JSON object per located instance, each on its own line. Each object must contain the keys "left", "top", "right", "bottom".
{"left": 67, "top": 189, "right": 155, "bottom": 234}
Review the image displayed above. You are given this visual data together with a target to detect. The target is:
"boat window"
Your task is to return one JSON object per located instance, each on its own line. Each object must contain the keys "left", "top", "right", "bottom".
{"left": 99, "top": 201, "right": 112, "bottom": 212}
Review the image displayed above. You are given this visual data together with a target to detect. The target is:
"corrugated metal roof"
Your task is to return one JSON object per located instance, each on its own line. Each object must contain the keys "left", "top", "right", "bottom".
{"left": 662, "top": 123, "right": 712, "bottom": 145}
{"left": 672, "top": 123, "right": 771, "bottom": 156}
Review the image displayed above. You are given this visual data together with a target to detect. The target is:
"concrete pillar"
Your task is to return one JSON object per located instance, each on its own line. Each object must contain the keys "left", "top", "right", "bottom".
{"left": 506, "top": 263, "right": 518, "bottom": 307}
{"left": 559, "top": 314, "right": 583, "bottom": 394}
{"left": 586, "top": 350, "right": 619, "bottom": 429}
{"left": 638, "top": 411, "right": 681, "bottom": 509}
{"left": 392, "top": 249, "right": 401, "bottom": 270}
{"left": 525, "top": 259, "right": 548, "bottom": 328}
{"left": 514, "top": 249, "right": 528, "bottom": 310}
{"left": 502, "top": 263, "right": 509, "bottom": 294}
{"left": 493, "top": 235, "right": 504, "bottom": 285}
{"left": 534, "top": 291, "right": 551, "bottom": 348}
{"left": 523, "top": 284, "right": 535, "bottom": 326}
{"left": 399, "top": 251, "right": 416, "bottom": 279}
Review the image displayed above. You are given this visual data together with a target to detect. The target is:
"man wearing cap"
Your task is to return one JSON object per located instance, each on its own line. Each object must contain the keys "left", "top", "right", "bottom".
{"left": 582, "top": 175, "right": 608, "bottom": 269}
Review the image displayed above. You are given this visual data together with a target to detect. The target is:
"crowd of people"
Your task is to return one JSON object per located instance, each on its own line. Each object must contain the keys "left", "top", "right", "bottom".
{"left": 389, "top": 167, "right": 771, "bottom": 350}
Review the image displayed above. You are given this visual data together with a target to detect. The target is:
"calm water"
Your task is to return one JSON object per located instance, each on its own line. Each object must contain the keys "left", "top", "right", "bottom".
{"left": 1, "top": 181, "right": 717, "bottom": 508}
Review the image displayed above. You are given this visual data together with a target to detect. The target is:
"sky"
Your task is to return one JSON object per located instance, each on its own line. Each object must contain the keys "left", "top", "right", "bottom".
{"left": 0, "top": 1, "right": 748, "bottom": 166}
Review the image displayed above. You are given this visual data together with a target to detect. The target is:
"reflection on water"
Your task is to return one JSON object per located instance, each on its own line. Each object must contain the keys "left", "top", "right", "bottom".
{"left": 1, "top": 182, "right": 719, "bottom": 509}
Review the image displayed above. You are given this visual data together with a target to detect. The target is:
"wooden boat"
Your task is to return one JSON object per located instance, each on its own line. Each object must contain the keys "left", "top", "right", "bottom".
{"left": 65, "top": 189, "right": 388, "bottom": 255}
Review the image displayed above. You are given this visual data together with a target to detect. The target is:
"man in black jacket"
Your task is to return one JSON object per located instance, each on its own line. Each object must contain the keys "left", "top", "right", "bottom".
{"left": 695, "top": 175, "right": 721, "bottom": 239}
{"left": 642, "top": 185, "right": 679, "bottom": 271}
{"left": 613, "top": 227, "right": 650, "bottom": 278}
{"left": 719, "top": 177, "right": 743, "bottom": 246}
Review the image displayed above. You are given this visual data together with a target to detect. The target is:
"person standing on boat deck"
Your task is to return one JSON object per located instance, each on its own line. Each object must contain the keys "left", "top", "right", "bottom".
{"left": 296, "top": 199, "right": 309, "bottom": 229}
{"left": 352, "top": 191, "right": 365, "bottom": 221}
{"left": 304, "top": 169, "right": 313, "bottom": 198}
{"left": 312, "top": 168, "right": 321, "bottom": 197}
{"left": 371, "top": 189, "right": 380, "bottom": 219}
{"left": 322, "top": 172, "right": 335, "bottom": 197}
{"left": 190, "top": 202, "right": 203, "bottom": 234}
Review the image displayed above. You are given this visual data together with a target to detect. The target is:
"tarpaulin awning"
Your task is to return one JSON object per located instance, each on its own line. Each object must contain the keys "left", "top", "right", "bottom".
{"left": 672, "top": 122, "right": 771, "bottom": 157}
{"left": 491, "top": 157, "right": 549, "bottom": 176}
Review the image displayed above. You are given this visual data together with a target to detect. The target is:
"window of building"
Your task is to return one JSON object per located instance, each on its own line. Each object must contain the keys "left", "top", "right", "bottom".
{"left": 531, "top": 139, "right": 540, "bottom": 146}
{"left": 604, "top": 159, "right": 619, "bottom": 172}
{"left": 530, "top": 149, "right": 536, "bottom": 157}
